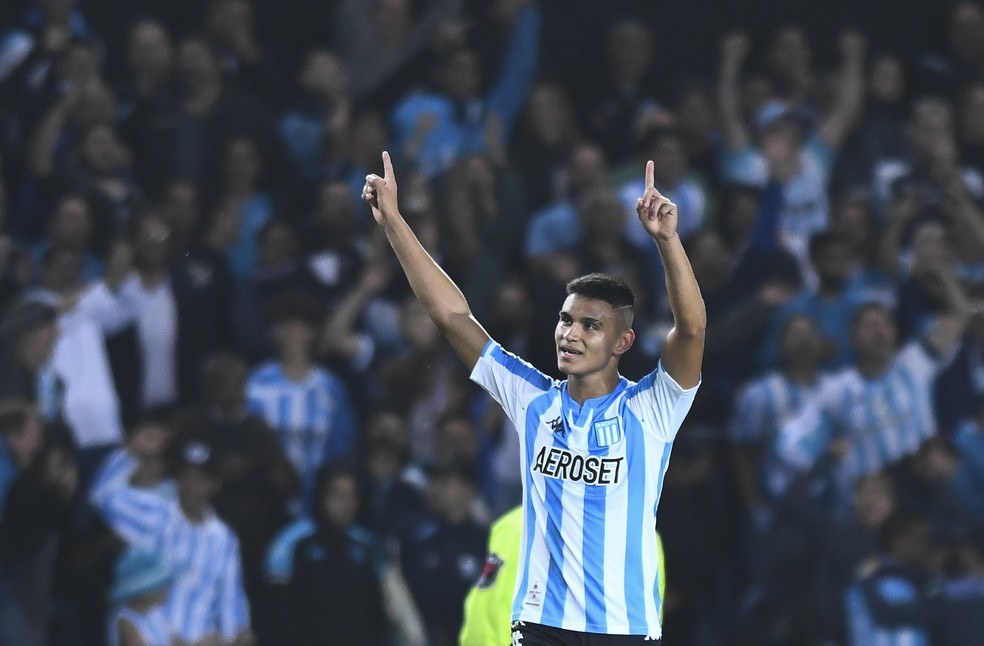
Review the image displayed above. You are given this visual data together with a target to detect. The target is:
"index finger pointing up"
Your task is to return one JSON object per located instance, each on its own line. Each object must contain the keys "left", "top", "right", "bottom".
{"left": 382, "top": 150, "right": 395, "bottom": 183}
{"left": 645, "top": 159, "right": 655, "bottom": 191}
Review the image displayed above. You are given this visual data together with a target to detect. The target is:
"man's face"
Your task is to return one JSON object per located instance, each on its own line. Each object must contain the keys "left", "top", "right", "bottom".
{"left": 555, "top": 295, "right": 632, "bottom": 377}
{"left": 779, "top": 316, "right": 823, "bottom": 368}
{"left": 321, "top": 475, "right": 359, "bottom": 529}
{"left": 178, "top": 466, "right": 220, "bottom": 506}
{"left": 852, "top": 307, "right": 897, "bottom": 364}
{"left": 3, "top": 413, "right": 43, "bottom": 470}
{"left": 18, "top": 323, "right": 58, "bottom": 373}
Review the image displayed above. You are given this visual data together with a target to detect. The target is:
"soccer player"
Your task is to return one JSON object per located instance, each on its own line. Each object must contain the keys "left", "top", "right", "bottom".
{"left": 362, "top": 151, "right": 704, "bottom": 643}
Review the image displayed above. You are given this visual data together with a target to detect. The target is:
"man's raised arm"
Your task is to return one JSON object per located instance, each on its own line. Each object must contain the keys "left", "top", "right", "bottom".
{"left": 636, "top": 161, "right": 706, "bottom": 388}
{"left": 363, "top": 151, "right": 491, "bottom": 369}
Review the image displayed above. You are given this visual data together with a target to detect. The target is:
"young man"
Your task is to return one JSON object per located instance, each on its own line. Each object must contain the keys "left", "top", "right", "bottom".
{"left": 362, "top": 151, "right": 704, "bottom": 642}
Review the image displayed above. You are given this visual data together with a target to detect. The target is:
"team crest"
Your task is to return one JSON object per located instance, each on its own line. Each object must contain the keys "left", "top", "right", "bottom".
{"left": 593, "top": 417, "right": 623, "bottom": 446}
{"left": 476, "top": 553, "right": 505, "bottom": 589}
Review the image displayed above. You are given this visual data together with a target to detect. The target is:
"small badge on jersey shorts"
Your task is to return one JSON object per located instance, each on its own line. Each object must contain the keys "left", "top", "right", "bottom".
{"left": 593, "top": 417, "right": 623, "bottom": 446}
{"left": 476, "top": 553, "right": 504, "bottom": 589}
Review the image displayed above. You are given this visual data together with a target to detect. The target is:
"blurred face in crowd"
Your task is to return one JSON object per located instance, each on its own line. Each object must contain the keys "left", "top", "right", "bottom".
{"left": 74, "top": 81, "right": 116, "bottom": 129}
{"left": 17, "top": 323, "right": 58, "bottom": 374}
{"left": 720, "top": 187, "right": 760, "bottom": 243}
{"left": 271, "top": 318, "right": 317, "bottom": 363}
{"left": 162, "top": 180, "right": 200, "bottom": 241}
{"left": 490, "top": 279, "right": 532, "bottom": 335}
{"left": 676, "top": 86, "right": 717, "bottom": 143}
{"left": 811, "top": 237, "right": 856, "bottom": 291}
{"left": 852, "top": 305, "right": 897, "bottom": 366}
{"left": 831, "top": 195, "right": 873, "bottom": 252}
{"left": 439, "top": 49, "right": 481, "bottom": 103}
{"left": 81, "top": 125, "right": 128, "bottom": 176}
{"left": 128, "top": 420, "right": 172, "bottom": 483}
{"left": 851, "top": 473, "right": 895, "bottom": 531}
{"left": 650, "top": 133, "right": 688, "bottom": 189}
{"left": 42, "top": 247, "right": 83, "bottom": 293}
{"left": 769, "top": 25, "right": 811, "bottom": 77}
{"left": 429, "top": 471, "right": 475, "bottom": 524}
{"left": 759, "top": 118, "right": 804, "bottom": 169}
{"left": 176, "top": 38, "right": 221, "bottom": 93}
{"left": 436, "top": 417, "right": 479, "bottom": 465}
{"left": 320, "top": 473, "right": 359, "bottom": 529}
{"left": 566, "top": 145, "right": 608, "bottom": 198}
{"left": 134, "top": 214, "right": 172, "bottom": 273}
{"left": 313, "top": 180, "right": 356, "bottom": 232}
{"left": 688, "top": 230, "right": 733, "bottom": 293}
{"left": 910, "top": 222, "right": 953, "bottom": 283}
{"left": 958, "top": 82, "right": 984, "bottom": 144}
{"left": 526, "top": 83, "right": 577, "bottom": 148}
{"left": 202, "top": 354, "right": 248, "bottom": 411}
{"left": 222, "top": 136, "right": 262, "bottom": 193}
{"left": 366, "top": 411, "right": 408, "bottom": 448}
{"left": 607, "top": 21, "right": 652, "bottom": 85}
{"left": 37, "top": 0, "right": 77, "bottom": 23}
{"left": 779, "top": 315, "right": 824, "bottom": 370}
{"left": 948, "top": 2, "right": 984, "bottom": 65}
{"left": 257, "top": 220, "right": 298, "bottom": 270}
{"left": 578, "top": 190, "right": 627, "bottom": 244}
{"left": 350, "top": 111, "right": 388, "bottom": 168}
{"left": 372, "top": 0, "right": 414, "bottom": 45}
{"left": 299, "top": 49, "right": 348, "bottom": 99}
{"left": 207, "top": 0, "right": 255, "bottom": 49}
{"left": 59, "top": 42, "right": 101, "bottom": 85}
{"left": 2, "top": 409, "right": 44, "bottom": 470}
{"left": 178, "top": 465, "right": 221, "bottom": 509}
{"left": 129, "top": 20, "right": 173, "bottom": 82}
{"left": 400, "top": 298, "right": 440, "bottom": 351}
{"left": 908, "top": 99, "right": 955, "bottom": 162}
{"left": 41, "top": 445, "right": 79, "bottom": 501}
{"left": 868, "top": 54, "right": 905, "bottom": 106}
{"left": 48, "top": 196, "right": 92, "bottom": 249}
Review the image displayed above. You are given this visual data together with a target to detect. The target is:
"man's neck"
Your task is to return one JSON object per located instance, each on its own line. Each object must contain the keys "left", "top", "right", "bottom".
{"left": 857, "top": 356, "right": 891, "bottom": 379}
{"left": 179, "top": 498, "right": 209, "bottom": 523}
{"left": 566, "top": 370, "right": 621, "bottom": 404}
{"left": 280, "top": 358, "right": 312, "bottom": 381}
{"left": 783, "top": 364, "right": 818, "bottom": 386}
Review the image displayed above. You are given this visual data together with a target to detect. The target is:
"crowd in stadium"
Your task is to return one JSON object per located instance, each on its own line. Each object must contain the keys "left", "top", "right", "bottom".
{"left": 0, "top": 0, "right": 983, "bottom": 644}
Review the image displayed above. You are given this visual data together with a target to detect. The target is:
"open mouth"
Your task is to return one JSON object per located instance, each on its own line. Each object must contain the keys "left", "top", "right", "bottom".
{"left": 559, "top": 345, "right": 582, "bottom": 358}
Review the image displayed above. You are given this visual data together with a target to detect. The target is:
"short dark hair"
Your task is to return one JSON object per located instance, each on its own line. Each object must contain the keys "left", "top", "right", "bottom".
{"left": 565, "top": 273, "right": 635, "bottom": 310}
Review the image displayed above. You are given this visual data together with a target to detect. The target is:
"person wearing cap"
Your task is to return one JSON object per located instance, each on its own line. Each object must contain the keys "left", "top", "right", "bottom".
{"left": 93, "top": 438, "right": 253, "bottom": 646}
{"left": 107, "top": 550, "right": 175, "bottom": 646}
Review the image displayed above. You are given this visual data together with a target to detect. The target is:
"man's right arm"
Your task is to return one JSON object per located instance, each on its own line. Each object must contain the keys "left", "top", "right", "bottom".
{"left": 364, "top": 151, "right": 491, "bottom": 369}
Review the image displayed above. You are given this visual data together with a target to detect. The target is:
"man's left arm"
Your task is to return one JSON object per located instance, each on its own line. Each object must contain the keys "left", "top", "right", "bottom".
{"left": 637, "top": 161, "right": 706, "bottom": 388}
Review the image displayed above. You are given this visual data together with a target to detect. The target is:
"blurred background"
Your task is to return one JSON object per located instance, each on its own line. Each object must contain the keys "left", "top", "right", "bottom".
{"left": 0, "top": 0, "right": 983, "bottom": 645}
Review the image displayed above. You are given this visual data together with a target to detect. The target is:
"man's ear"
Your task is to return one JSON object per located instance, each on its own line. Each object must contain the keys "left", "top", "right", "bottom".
{"left": 613, "top": 328, "right": 636, "bottom": 356}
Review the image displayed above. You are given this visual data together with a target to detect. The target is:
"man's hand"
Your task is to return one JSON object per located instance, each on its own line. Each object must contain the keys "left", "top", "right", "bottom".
{"left": 636, "top": 160, "right": 679, "bottom": 241}
{"left": 363, "top": 151, "right": 400, "bottom": 227}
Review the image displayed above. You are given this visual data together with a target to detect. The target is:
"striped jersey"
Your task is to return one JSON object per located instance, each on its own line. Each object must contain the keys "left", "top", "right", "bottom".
{"left": 108, "top": 607, "right": 172, "bottom": 646}
{"left": 470, "top": 340, "right": 698, "bottom": 638}
{"left": 246, "top": 362, "right": 358, "bottom": 502}
{"left": 802, "top": 342, "right": 940, "bottom": 481}
{"left": 90, "top": 448, "right": 177, "bottom": 506}
{"left": 844, "top": 580, "right": 928, "bottom": 646}
{"left": 96, "top": 489, "right": 250, "bottom": 643}
{"left": 729, "top": 372, "right": 834, "bottom": 498}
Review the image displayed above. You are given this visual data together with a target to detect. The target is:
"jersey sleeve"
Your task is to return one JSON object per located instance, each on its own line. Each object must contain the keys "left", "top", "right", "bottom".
{"left": 625, "top": 362, "right": 700, "bottom": 442}
{"left": 897, "top": 340, "right": 946, "bottom": 384}
{"left": 469, "top": 340, "right": 554, "bottom": 429}
{"left": 98, "top": 487, "right": 167, "bottom": 553}
{"left": 216, "top": 534, "right": 251, "bottom": 639}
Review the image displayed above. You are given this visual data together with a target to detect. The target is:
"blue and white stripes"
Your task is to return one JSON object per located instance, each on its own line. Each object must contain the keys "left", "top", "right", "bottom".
{"left": 470, "top": 340, "right": 698, "bottom": 638}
